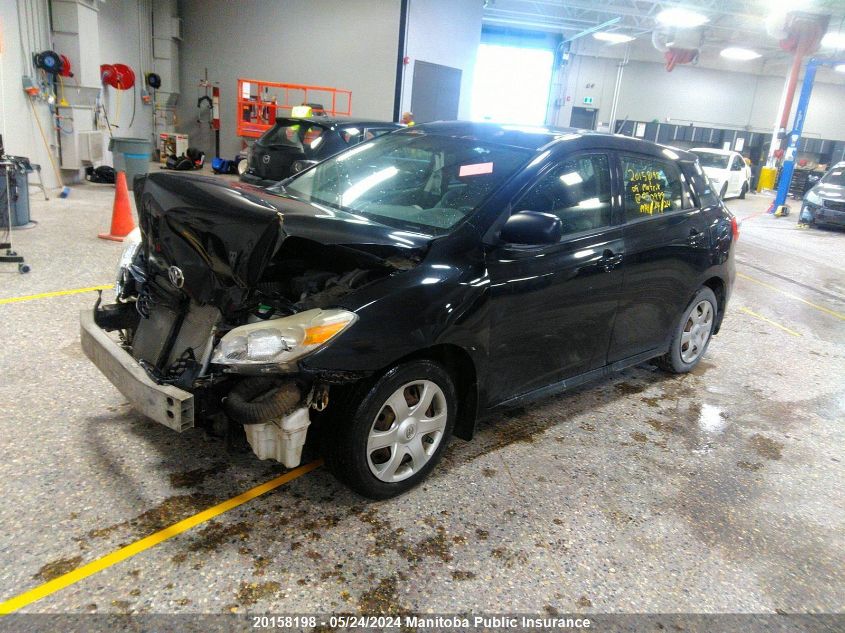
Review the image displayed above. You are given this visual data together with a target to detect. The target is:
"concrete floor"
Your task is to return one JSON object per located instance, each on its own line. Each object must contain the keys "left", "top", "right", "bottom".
{"left": 0, "top": 174, "right": 843, "bottom": 620}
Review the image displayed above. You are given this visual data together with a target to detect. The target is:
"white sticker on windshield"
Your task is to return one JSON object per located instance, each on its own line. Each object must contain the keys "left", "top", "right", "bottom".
{"left": 459, "top": 162, "right": 494, "bottom": 177}
{"left": 832, "top": 171, "right": 842, "bottom": 176}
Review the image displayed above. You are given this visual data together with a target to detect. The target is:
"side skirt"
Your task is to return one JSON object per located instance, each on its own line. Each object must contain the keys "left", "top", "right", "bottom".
{"left": 483, "top": 346, "right": 668, "bottom": 416}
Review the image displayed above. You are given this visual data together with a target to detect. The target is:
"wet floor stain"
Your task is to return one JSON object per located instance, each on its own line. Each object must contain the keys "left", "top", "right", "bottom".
{"left": 630, "top": 431, "right": 648, "bottom": 443}
{"left": 482, "top": 467, "right": 497, "bottom": 477}
{"left": 357, "top": 576, "right": 411, "bottom": 617}
{"left": 235, "top": 580, "right": 280, "bottom": 606}
{"left": 187, "top": 520, "right": 251, "bottom": 552}
{"left": 86, "top": 493, "right": 216, "bottom": 540}
{"left": 614, "top": 381, "right": 648, "bottom": 395}
{"left": 490, "top": 546, "right": 528, "bottom": 568}
{"left": 416, "top": 526, "right": 453, "bottom": 563}
{"left": 738, "top": 461, "right": 764, "bottom": 471}
{"left": 451, "top": 570, "right": 475, "bottom": 581}
{"left": 690, "top": 360, "right": 715, "bottom": 376}
{"left": 168, "top": 462, "right": 229, "bottom": 488}
{"left": 576, "top": 595, "right": 593, "bottom": 608}
{"left": 110, "top": 599, "right": 130, "bottom": 612}
{"left": 750, "top": 434, "right": 784, "bottom": 460}
{"left": 34, "top": 555, "right": 82, "bottom": 582}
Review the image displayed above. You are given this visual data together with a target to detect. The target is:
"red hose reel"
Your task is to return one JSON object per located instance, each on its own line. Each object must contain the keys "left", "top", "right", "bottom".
{"left": 100, "top": 63, "right": 136, "bottom": 89}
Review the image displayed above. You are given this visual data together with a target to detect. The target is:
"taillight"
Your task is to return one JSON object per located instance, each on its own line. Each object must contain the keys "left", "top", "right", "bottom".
{"left": 731, "top": 216, "right": 739, "bottom": 241}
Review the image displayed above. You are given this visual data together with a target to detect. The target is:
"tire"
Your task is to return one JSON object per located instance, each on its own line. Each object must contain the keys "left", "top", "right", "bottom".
{"left": 656, "top": 287, "right": 718, "bottom": 374}
{"left": 720, "top": 183, "right": 729, "bottom": 200}
{"left": 739, "top": 181, "right": 748, "bottom": 199}
{"left": 322, "top": 360, "right": 456, "bottom": 499}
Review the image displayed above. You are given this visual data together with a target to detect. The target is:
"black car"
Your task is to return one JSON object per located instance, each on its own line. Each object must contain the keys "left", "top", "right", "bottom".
{"left": 82, "top": 122, "right": 736, "bottom": 499}
{"left": 240, "top": 116, "right": 401, "bottom": 186}
{"left": 800, "top": 161, "right": 845, "bottom": 227}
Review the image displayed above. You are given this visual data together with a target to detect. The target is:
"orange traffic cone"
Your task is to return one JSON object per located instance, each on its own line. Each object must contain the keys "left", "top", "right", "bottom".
{"left": 98, "top": 171, "right": 136, "bottom": 242}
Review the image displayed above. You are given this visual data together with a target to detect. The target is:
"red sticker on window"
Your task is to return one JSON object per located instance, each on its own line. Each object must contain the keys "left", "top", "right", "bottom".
{"left": 459, "top": 162, "right": 494, "bottom": 177}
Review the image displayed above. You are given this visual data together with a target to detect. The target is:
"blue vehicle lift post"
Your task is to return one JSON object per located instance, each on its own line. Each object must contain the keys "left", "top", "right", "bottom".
{"left": 773, "top": 57, "right": 845, "bottom": 217}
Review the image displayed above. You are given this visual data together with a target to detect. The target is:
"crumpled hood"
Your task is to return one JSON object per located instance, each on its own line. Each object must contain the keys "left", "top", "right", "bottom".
{"left": 134, "top": 172, "right": 432, "bottom": 312}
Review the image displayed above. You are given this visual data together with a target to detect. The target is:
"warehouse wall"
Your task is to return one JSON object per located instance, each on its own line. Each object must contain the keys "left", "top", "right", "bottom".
{"left": 97, "top": 0, "right": 154, "bottom": 143}
{"left": 177, "top": 0, "right": 402, "bottom": 157}
{"left": 400, "top": 0, "right": 483, "bottom": 121}
{"left": 554, "top": 54, "right": 845, "bottom": 141}
{"left": 0, "top": 0, "right": 61, "bottom": 189}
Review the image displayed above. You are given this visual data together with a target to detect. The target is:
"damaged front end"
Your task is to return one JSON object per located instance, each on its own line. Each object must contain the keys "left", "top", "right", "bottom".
{"left": 82, "top": 172, "right": 427, "bottom": 468}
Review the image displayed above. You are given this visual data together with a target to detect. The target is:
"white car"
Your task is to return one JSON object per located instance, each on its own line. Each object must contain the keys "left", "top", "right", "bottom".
{"left": 691, "top": 148, "right": 751, "bottom": 200}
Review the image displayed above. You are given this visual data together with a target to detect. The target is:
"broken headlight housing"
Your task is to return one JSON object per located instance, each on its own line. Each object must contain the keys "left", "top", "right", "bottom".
{"left": 210, "top": 308, "right": 357, "bottom": 372}
{"left": 115, "top": 227, "right": 142, "bottom": 298}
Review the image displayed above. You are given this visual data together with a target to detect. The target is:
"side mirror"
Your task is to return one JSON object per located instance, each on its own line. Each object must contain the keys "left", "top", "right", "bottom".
{"left": 500, "top": 211, "right": 562, "bottom": 245}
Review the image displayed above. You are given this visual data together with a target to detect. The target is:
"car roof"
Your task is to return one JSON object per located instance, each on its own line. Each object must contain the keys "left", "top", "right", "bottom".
{"left": 405, "top": 121, "right": 698, "bottom": 161}
{"left": 276, "top": 116, "right": 400, "bottom": 128}
{"left": 690, "top": 147, "right": 735, "bottom": 156}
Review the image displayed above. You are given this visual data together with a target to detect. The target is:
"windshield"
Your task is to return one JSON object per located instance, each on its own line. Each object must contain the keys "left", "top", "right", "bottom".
{"left": 692, "top": 152, "right": 730, "bottom": 170}
{"left": 272, "top": 131, "right": 531, "bottom": 233}
{"left": 821, "top": 166, "right": 845, "bottom": 187}
{"left": 258, "top": 121, "right": 326, "bottom": 155}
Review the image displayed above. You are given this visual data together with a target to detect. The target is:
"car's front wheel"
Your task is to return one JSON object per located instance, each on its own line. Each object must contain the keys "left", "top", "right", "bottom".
{"left": 323, "top": 360, "right": 456, "bottom": 499}
{"left": 657, "top": 287, "right": 718, "bottom": 374}
{"left": 739, "top": 181, "right": 748, "bottom": 199}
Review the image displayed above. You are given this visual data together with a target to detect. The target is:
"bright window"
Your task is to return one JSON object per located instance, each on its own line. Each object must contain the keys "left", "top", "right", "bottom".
{"left": 471, "top": 44, "right": 554, "bottom": 126}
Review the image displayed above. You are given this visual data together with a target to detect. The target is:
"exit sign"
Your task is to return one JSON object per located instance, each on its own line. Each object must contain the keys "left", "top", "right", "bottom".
{"left": 583, "top": 96, "right": 594, "bottom": 104}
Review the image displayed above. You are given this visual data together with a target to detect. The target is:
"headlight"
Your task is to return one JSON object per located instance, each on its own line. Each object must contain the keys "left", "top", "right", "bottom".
{"left": 804, "top": 189, "right": 822, "bottom": 206}
{"left": 211, "top": 308, "right": 357, "bottom": 371}
{"left": 115, "top": 227, "right": 142, "bottom": 296}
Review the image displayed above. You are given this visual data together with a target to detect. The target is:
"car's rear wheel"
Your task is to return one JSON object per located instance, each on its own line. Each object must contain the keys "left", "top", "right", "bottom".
{"left": 720, "top": 182, "right": 729, "bottom": 200}
{"left": 656, "top": 287, "right": 718, "bottom": 374}
{"left": 322, "top": 360, "right": 456, "bottom": 499}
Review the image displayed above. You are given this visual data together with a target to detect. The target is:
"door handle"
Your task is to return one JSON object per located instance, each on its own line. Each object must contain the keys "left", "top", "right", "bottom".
{"left": 599, "top": 249, "right": 623, "bottom": 272}
{"left": 687, "top": 228, "right": 705, "bottom": 246}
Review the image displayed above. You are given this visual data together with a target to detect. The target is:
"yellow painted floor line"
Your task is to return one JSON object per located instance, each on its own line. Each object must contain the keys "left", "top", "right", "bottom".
{"left": 738, "top": 307, "right": 803, "bottom": 338}
{"left": 0, "top": 284, "right": 114, "bottom": 306}
{"left": 737, "top": 272, "right": 845, "bottom": 322}
{"left": 0, "top": 460, "right": 323, "bottom": 615}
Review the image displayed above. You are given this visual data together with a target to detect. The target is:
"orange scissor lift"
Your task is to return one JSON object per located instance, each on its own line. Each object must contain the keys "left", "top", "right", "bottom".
{"left": 236, "top": 78, "right": 352, "bottom": 138}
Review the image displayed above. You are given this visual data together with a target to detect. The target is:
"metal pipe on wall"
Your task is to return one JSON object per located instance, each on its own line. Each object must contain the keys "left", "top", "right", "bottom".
{"left": 608, "top": 43, "right": 629, "bottom": 133}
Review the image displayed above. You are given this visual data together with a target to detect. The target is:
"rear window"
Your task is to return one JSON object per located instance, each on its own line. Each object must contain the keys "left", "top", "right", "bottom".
{"left": 693, "top": 152, "right": 730, "bottom": 169}
{"left": 258, "top": 122, "right": 326, "bottom": 155}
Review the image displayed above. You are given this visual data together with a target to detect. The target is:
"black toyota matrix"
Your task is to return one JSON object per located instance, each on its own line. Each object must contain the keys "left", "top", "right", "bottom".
{"left": 240, "top": 116, "right": 401, "bottom": 186}
{"left": 82, "top": 122, "right": 736, "bottom": 499}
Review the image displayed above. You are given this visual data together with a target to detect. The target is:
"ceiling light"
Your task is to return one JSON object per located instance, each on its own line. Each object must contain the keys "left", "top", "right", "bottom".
{"left": 720, "top": 47, "right": 761, "bottom": 60}
{"left": 593, "top": 32, "right": 635, "bottom": 44}
{"left": 821, "top": 32, "right": 845, "bottom": 49}
{"left": 656, "top": 8, "right": 708, "bottom": 28}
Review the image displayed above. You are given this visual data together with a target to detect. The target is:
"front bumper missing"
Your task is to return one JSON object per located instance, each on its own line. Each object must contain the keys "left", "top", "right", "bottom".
{"left": 80, "top": 309, "right": 194, "bottom": 432}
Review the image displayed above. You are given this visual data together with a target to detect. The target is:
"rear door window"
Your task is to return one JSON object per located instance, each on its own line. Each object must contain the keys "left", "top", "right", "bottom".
{"left": 258, "top": 123, "right": 325, "bottom": 151}
{"left": 516, "top": 154, "right": 613, "bottom": 238}
{"left": 621, "top": 155, "right": 685, "bottom": 222}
